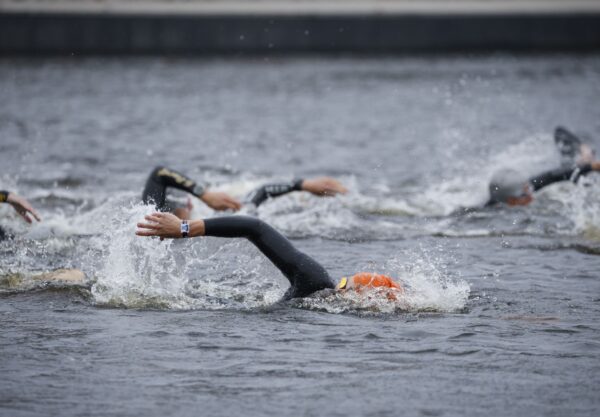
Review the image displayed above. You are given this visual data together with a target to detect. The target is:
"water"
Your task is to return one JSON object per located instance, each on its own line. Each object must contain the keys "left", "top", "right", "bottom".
{"left": 1, "top": 54, "right": 600, "bottom": 416}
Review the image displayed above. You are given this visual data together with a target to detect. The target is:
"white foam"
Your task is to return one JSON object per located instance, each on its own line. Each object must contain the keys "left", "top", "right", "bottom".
{"left": 552, "top": 175, "right": 600, "bottom": 238}
{"left": 295, "top": 249, "right": 470, "bottom": 315}
{"left": 90, "top": 203, "right": 286, "bottom": 309}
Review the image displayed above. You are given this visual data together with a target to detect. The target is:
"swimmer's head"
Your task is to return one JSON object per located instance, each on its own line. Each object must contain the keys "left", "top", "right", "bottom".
{"left": 488, "top": 169, "right": 533, "bottom": 206}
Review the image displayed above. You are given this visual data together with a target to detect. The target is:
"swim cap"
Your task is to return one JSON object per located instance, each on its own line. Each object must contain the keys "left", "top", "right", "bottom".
{"left": 488, "top": 169, "right": 529, "bottom": 203}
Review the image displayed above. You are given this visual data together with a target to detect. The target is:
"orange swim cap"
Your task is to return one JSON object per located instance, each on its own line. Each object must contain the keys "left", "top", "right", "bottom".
{"left": 337, "top": 273, "right": 403, "bottom": 294}
{"left": 350, "top": 272, "right": 402, "bottom": 290}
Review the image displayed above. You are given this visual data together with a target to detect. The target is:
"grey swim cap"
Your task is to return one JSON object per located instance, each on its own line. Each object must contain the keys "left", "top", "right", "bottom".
{"left": 488, "top": 169, "right": 529, "bottom": 203}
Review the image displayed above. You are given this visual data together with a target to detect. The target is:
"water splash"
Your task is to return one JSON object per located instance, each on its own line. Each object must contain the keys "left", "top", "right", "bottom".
{"left": 556, "top": 175, "right": 600, "bottom": 239}
{"left": 293, "top": 248, "right": 470, "bottom": 315}
{"left": 84, "top": 202, "right": 469, "bottom": 314}
{"left": 89, "top": 203, "right": 286, "bottom": 309}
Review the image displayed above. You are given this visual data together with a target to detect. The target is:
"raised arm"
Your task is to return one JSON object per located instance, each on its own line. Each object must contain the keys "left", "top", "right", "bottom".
{"left": 0, "top": 191, "right": 41, "bottom": 223}
{"left": 136, "top": 213, "right": 334, "bottom": 298}
{"left": 142, "top": 166, "right": 240, "bottom": 212}
{"left": 246, "top": 177, "right": 347, "bottom": 207}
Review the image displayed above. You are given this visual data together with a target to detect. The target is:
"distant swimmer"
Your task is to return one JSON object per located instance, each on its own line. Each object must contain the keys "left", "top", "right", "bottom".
{"left": 136, "top": 212, "right": 401, "bottom": 300}
{"left": 0, "top": 190, "right": 41, "bottom": 240}
{"left": 486, "top": 127, "right": 600, "bottom": 206}
{"left": 33, "top": 269, "right": 85, "bottom": 284}
{"left": 1, "top": 269, "right": 86, "bottom": 288}
{"left": 142, "top": 166, "right": 347, "bottom": 219}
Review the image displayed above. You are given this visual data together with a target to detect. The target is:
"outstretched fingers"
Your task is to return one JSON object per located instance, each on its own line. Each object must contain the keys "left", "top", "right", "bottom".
{"left": 136, "top": 213, "right": 164, "bottom": 237}
{"left": 136, "top": 211, "right": 183, "bottom": 239}
{"left": 146, "top": 212, "right": 164, "bottom": 220}
{"left": 21, "top": 203, "right": 41, "bottom": 222}
{"left": 136, "top": 229, "right": 159, "bottom": 237}
{"left": 137, "top": 222, "right": 159, "bottom": 230}
{"left": 17, "top": 211, "right": 33, "bottom": 224}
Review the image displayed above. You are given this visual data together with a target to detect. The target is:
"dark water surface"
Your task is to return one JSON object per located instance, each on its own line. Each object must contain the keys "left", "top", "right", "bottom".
{"left": 1, "top": 55, "right": 600, "bottom": 416}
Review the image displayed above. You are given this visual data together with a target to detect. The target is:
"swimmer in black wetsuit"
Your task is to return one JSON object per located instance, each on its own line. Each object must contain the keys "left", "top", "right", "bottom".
{"left": 136, "top": 212, "right": 402, "bottom": 300}
{"left": 142, "top": 166, "right": 347, "bottom": 219}
{"left": 486, "top": 127, "right": 600, "bottom": 206}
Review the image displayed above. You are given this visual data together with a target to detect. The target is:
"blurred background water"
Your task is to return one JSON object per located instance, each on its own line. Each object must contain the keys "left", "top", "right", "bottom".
{"left": 1, "top": 54, "right": 600, "bottom": 416}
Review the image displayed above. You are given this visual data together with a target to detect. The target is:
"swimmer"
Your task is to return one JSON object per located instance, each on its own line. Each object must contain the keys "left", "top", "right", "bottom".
{"left": 136, "top": 213, "right": 401, "bottom": 300}
{"left": 1, "top": 269, "right": 86, "bottom": 288}
{"left": 34, "top": 269, "right": 85, "bottom": 283}
{"left": 142, "top": 166, "right": 347, "bottom": 219}
{"left": 486, "top": 127, "right": 600, "bottom": 206}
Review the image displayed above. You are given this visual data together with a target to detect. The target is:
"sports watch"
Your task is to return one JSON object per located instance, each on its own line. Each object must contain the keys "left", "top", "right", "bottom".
{"left": 181, "top": 220, "right": 190, "bottom": 238}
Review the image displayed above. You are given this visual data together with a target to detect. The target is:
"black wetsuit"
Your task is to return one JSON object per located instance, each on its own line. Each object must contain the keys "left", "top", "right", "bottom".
{"left": 529, "top": 164, "right": 592, "bottom": 191}
{"left": 245, "top": 179, "right": 304, "bottom": 207}
{"left": 204, "top": 216, "right": 335, "bottom": 299}
{"left": 142, "top": 166, "right": 205, "bottom": 211}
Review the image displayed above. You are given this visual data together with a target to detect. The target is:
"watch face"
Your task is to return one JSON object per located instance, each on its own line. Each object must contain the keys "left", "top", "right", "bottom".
{"left": 193, "top": 184, "right": 205, "bottom": 196}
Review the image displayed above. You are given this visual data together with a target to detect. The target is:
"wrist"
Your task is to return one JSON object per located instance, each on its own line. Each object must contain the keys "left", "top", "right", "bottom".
{"left": 188, "top": 219, "right": 205, "bottom": 237}
{"left": 193, "top": 183, "right": 206, "bottom": 199}
{"left": 199, "top": 190, "right": 213, "bottom": 203}
{"left": 293, "top": 179, "right": 305, "bottom": 191}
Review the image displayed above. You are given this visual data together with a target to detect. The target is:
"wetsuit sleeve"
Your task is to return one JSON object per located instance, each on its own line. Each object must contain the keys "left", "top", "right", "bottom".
{"left": 142, "top": 166, "right": 206, "bottom": 210}
{"left": 245, "top": 179, "right": 304, "bottom": 207}
{"left": 203, "top": 216, "right": 334, "bottom": 298}
{"left": 0, "top": 191, "right": 9, "bottom": 203}
{"left": 529, "top": 164, "right": 592, "bottom": 191}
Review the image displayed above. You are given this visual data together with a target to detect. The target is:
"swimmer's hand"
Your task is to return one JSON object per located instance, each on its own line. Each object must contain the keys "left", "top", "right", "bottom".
{"left": 7, "top": 193, "right": 41, "bottom": 224}
{"left": 591, "top": 161, "right": 600, "bottom": 171}
{"left": 200, "top": 191, "right": 242, "bottom": 211}
{"left": 301, "top": 177, "right": 348, "bottom": 196}
{"left": 136, "top": 212, "right": 205, "bottom": 239}
{"left": 577, "top": 144, "right": 596, "bottom": 165}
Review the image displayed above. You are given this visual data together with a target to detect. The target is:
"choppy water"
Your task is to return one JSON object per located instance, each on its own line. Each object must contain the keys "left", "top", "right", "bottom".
{"left": 1, "top": 55, "right": 600, "bottom": 417}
